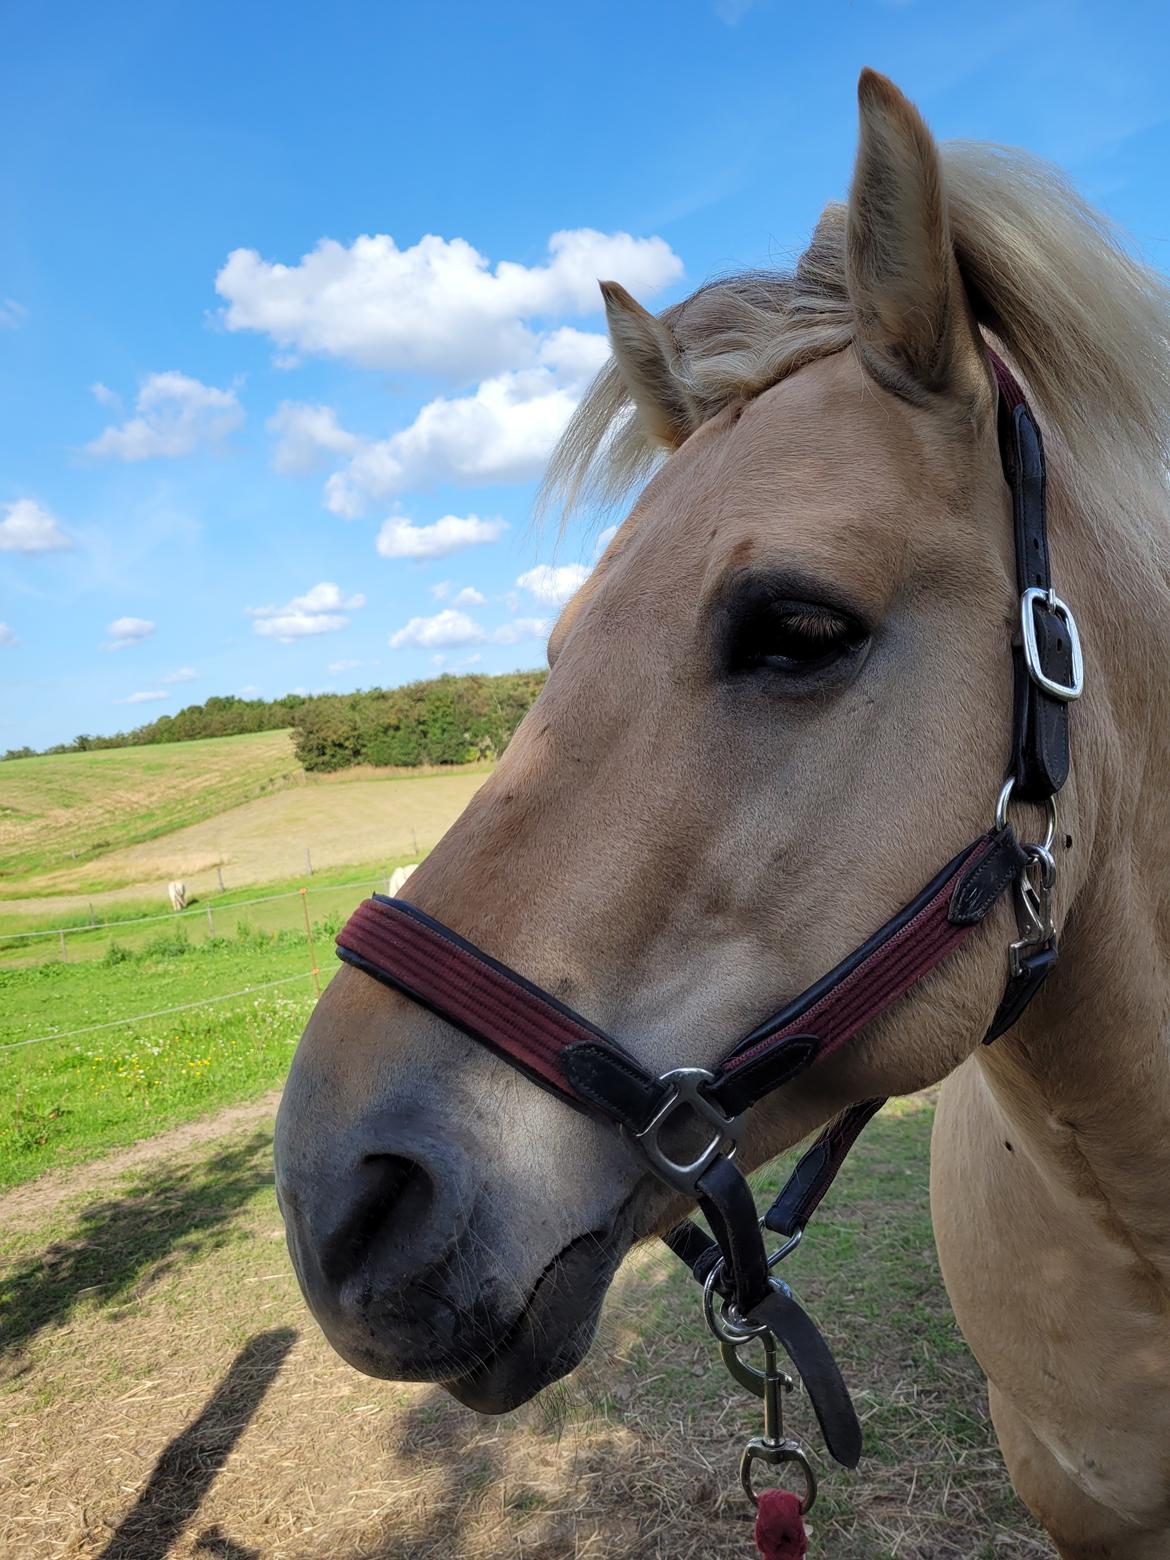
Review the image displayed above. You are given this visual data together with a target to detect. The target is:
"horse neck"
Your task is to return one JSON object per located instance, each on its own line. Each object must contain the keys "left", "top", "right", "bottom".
{"left": 975, "top": 449, "right": 1170, "bottom": 1262}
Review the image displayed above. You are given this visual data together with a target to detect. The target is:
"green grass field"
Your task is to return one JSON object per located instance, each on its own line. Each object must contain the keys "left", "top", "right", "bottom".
{"left": 0, "top": 730, "right": 301, "bottom": 889}
{"left": 0, "top": 724, "right": 489, "bottom": 1188}
{"left": 0, "top": 918, "right": 343, "bottom": 1189}
{"left": 0, "top": 856, "right": 410, "bottom": 964}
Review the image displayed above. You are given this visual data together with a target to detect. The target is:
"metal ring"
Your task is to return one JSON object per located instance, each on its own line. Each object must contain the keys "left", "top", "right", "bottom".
{"left": 702, "top": 1264, "right": 768, "bottom": 1344}
{"left": 765, "top": 1226, "right": 804, "bottom": 1271}
{"left": 994, "top": 777, "right": 1057, "bottom": 853}
{"left": 740, "top": 1438, "right": 818, "bottom": 1514}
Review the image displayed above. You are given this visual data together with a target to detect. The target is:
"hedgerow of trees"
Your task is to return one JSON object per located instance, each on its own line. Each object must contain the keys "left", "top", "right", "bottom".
{"left": 2, "top": 672, "right": 548, "bottom": 772}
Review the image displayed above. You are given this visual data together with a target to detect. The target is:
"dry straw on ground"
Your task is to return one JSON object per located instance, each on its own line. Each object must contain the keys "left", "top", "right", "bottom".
{"left": 0, "top": 1101, "right": 1052, "bottom": 1559}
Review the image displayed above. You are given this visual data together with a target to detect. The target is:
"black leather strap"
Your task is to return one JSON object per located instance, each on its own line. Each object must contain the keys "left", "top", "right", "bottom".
{"left": 696, "top": 1155, "right": 771, "bottom": 1312}
{"left": 745, "top": 1283, "right": 863, "bottom": 1468}
{"left": 562, "top": 1040, "right": 662, "bottom": 1130}
{"left": 983, "top": 944, "right": 1059, "bottom": 1044}
{"left": 664, "top": 1218, "right": 729, "bottom": 1290}
{"left": 948, "top": 828, "right": 1028, "bottom": 924}
{"left": 1001, "top": 398, "right": 1073, "bottom": 801}
{"left": 764, "top": 1098, "right": 887, "bottom": 1238}
{"left": 708, "top": 1036, "right": 818, "bottom": 1117}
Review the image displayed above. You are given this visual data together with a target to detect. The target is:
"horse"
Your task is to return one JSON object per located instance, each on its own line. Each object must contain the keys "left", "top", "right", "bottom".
{"left": 167, "top": 879, "right": 187, "bottom": 912}
{"left": 386, "top": 863, "right": 417, "bottom": 897}
{"left": 274, "top": 71, "right": 1170, "bottom": 1558}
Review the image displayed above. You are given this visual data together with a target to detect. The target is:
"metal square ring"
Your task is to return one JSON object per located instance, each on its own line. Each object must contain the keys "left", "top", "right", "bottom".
{"left": 631, "top": 1067, "right": 742, "bottom": 1193}
{"left": 1020, "top": 587, "right": 1083, "bottom": 701}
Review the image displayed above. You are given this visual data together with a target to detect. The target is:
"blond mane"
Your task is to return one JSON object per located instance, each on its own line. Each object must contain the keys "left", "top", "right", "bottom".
{"left": 544, "top": 142, "right": 1170, "bottom": 573}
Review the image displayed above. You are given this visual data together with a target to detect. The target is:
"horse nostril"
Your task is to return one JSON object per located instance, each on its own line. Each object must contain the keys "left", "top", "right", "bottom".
{"left": 321, "top": 1152, "right": 438, "bottom": 1286}
{"left": 369, "top": 1152, "right": 435, "bottom": 1235}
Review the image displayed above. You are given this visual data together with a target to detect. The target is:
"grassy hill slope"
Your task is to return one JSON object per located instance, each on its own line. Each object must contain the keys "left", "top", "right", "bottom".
{"left": 0, "top": 731, "right": 302, "bottom": 890}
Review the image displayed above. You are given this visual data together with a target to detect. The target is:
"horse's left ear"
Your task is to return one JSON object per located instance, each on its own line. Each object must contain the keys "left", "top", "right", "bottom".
{"left": 599, "top": 280, "right": 701, "bottom": 448}
{"left": 847, "top": 70, "right": 990, "bottom": 410}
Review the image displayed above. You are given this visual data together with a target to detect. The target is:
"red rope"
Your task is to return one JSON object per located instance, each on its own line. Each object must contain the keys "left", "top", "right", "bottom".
{"left": 755, "top": 1489, "right": 808, "bottom": 1559}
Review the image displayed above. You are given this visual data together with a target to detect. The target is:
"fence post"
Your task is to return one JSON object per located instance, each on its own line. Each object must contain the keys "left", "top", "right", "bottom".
{"left": 207, "top": 905, "right": 215, "bottom": 936}
{"left": 300, "top": 887, "right": 321, "bottom": 997}
{"left": 410, "top": 829, "right": 418, "bottom": 857}
{"left": 304, "top": 846, "right": 313, "bottom": 877}
{"left": 216, "top": 865, "right": 225, "bottom": 893}
{"left": 88, "top": 901, "right": 96, "bottom": 927}
{"left": 59, "top": 930, "right": 67, "bottom": 962}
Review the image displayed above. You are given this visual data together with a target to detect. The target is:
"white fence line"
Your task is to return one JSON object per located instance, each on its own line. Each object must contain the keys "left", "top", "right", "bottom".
{"left": 0, "top": 972, "right": 318, "bottom": 1053}
{"left": 2, "top": 874, "right": 385, "bottom": 943}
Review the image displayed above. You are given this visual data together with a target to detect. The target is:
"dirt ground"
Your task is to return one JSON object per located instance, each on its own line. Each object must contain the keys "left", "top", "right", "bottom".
{"left": 0, "top": 1098, "right": 1052, "bottom": 1560}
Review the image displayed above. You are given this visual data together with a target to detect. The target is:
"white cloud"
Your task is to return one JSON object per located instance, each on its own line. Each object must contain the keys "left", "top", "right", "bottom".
{"left": 536, "top": 325, "right": 611, "bottom": 384}
{"left": 0, "top": 623, "right": 18, "bottom": 646}
{"left": 0, "top": 498, "right": 72, "bottom": 553}
{"left": 161, "top": 666, "right": 196, "bottom": 684}
{"left": 324, "top": 331, "right": 609, "bottom": 514}
{"left": 389, "top": 609, "right": 484, "bottom": 650}
{"left": 267, "top": 401, "right": 362, "bottom": 475}
{"left": 237, "top": 684, "right": 260, "bottom": 698}
{"left": 104, "top": 616, "right": 155, "bottom": 651}
{"left": 375, "top": 513, "right": 506, "bottom": 560}
{"left": 216, "top": 227, "right": 682, "bottom": 381}
{"left": 120, "top": 689, "right": 169, "bottom": 705}
{"left": 428, "top": 579, "right": 484, "bottom": 605}
{"left": 595, "top": 524, "right": 619, "bottom": 555}
{"left": 491, "top": 616, "right": 552, "bottom": 645}
{"left": 85, "top": 372, "right": 244, "bottom": 461}
{"left": 389, "top": 610, "right": 550, "bottom": 651}
{"left": 0, "top": 298, "right": 27, "bottom": 330}
{"left": 328, "top": 658, "right": 362, "bottom": 674}
{"left": 91, "top": 381, "right": 121, "bottom": 409}
{"left": 516, "top": 563, "right": 590, "bottom": 607}
{"left": 248, "top": 581, "right": 365, "bottom": 642}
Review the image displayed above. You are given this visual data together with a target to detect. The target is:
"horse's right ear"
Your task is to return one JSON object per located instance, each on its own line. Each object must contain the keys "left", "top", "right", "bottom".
{"left": 600, "top": 281, "right": 700, "bottom": 449}
{"left": 846, "top": 70, "right": 990, "bottom": 411}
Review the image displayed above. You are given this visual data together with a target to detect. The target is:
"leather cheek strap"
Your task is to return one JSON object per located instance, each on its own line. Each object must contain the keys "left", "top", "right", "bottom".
{"left": 1002, "top": 396, "right": 1073, "bottom": 801}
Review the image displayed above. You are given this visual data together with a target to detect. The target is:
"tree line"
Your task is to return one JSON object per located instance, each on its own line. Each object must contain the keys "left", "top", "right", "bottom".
{"left": 2, "top": 672, "right": 548, "bottom": 771}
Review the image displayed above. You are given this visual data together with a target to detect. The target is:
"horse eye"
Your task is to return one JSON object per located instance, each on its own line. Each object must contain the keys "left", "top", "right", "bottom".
{"left": 727, "top": 599, "right": 867, "bottom": 676}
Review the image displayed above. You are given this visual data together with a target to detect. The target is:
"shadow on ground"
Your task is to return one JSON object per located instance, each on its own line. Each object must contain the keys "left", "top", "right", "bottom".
{"left": 95, "top": 1327, "right": 296, "bottom": 1560}
{"left": 312, "top": 1105, "right": 1051, "bottom": 1559}
{"left": 0, "top": 1129, "right": 273, "bottom": 1374}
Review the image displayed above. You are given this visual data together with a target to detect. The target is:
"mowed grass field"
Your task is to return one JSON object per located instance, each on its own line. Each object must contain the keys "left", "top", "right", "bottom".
{"left": 0, "top": 732, "right": 491, "bottom": 903}
{"left": 0, "top": 731, "right": 302, "bottom": 892}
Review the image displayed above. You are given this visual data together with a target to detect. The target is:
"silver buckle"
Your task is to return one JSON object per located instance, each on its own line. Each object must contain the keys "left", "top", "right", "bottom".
{"left": 1020, "top": 587, "right": 1083, "bottom": 701}
{"left": 632, "top": 1067, "right": 742, "bottom": 1192}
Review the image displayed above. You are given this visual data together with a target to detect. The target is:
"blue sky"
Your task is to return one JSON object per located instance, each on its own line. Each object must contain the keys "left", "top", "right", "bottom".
{"left": 2, "top": 0, "right": 1168, "bottom": 750}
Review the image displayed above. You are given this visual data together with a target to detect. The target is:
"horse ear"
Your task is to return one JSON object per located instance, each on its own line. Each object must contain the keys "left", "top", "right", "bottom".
{"left": 847, "top": 70, "right": 989, "bottom": 408}
{"left": 600, "top": 280, "right": 701, "bottom": 448}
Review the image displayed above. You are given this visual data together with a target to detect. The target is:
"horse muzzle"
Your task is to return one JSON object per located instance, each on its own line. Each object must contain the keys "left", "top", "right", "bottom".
{"left": 274, "top": 1077, "right": 636, "bottom": 1412}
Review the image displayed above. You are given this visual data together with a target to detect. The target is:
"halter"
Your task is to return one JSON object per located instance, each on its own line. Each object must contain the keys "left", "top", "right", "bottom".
{"left": 334, "top": 349, "right": 1081, "bottom": 1546}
